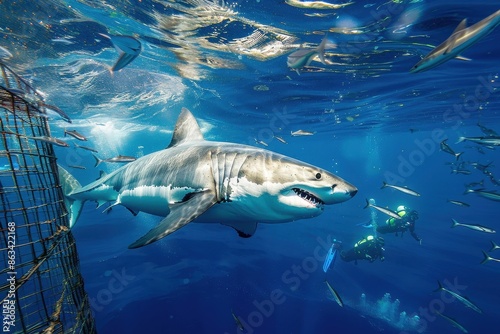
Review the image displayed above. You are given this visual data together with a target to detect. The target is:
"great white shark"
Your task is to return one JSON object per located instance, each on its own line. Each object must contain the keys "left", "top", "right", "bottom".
{"left": 410, "top": 9, "right": 500, "bottom": 73}
{"left": 64, "top": 108, "right": 357, "bottom": 248}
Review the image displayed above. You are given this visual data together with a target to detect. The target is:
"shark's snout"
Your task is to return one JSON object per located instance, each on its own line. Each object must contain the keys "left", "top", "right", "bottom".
{"left": 329, "top": 181, "right": 357, "bottom": 203}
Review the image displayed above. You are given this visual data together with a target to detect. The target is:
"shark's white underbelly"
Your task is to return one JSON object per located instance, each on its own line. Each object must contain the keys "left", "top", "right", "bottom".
{"left": 198, "top": 195, "right": 320, "bottom": 224}
{"left": 118, "top": 177, "right": 322, "bottom": 224}
{"left": 119, "top": 185, "right": 199, "bottom": 216}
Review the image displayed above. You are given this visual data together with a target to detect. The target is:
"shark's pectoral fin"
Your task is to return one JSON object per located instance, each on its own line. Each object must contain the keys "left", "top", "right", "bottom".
{"left": 96, "top": 200, "right": 108, "bottom": 209}
{"left": 128, "top": 190, "right": 216, "bottom": 249}
{"left": 102, "top": 198, "right": 139, "bottom": 216}
{"left": 102, "top": 200, "right": 120, "bottom": 214}
{"left": 455, "top": 55, "right": 471, "bottom": 62}
{"left": 126, "top": 207, "right": 139, "bottom": 216}
{"left": 221, "top": 221, "right": 258, "bottom": 238}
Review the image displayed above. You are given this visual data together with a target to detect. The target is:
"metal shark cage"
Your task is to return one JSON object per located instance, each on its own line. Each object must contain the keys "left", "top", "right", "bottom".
{"left": 0, "top": 62, "right": 96, "bottom": 333}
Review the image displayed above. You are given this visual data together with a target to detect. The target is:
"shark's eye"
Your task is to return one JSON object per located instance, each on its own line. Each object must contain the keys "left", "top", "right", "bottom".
{"left": 315, "top": 172, "right": 322, "bottom": 180}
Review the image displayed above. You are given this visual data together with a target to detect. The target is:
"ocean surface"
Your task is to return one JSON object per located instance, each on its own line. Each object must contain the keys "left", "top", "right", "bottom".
{"left": 2, "top": 0, "right": 500, "bottom": 333}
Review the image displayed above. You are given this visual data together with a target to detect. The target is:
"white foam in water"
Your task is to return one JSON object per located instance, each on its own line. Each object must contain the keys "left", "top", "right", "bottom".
{"left": 356, "top": 292, "right": 422, "bottom": 332}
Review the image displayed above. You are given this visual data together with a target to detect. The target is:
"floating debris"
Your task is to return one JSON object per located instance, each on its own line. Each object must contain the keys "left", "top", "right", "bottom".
{"left": 253, "top": 84, "right": 269, "bottom": 91}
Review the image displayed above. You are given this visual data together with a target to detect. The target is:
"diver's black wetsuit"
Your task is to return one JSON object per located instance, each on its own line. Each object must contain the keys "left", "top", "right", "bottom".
{"left": 340, "top": 239, "right": 384, "bottom": 264}
{"left": 377, "top": 210, "right": 421, "bottom": 242}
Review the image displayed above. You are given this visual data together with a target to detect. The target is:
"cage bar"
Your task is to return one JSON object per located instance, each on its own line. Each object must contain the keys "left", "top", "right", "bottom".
{"left": 0, "top": 61, "right": 96, "bottom": 333}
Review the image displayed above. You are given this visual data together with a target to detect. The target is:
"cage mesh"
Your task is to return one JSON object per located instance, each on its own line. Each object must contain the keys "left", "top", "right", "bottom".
{"left": 0, "top": 61, "right": 96, "bottom": 333}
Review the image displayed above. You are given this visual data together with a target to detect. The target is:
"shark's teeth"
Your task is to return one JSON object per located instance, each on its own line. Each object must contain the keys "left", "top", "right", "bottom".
{"left": 292, "top": 188, "right": 325, "bottom": 206}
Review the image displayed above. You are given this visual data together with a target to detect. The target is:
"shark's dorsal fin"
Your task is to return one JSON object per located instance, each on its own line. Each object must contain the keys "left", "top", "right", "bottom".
{"left": 167, "top": 108, "right": 205, "bottom": 148}
{"left": 444, "top": 19, "right": 468, "bottom": 54}
{"left": 452, "top": 18, "right": 467, "bottom": 35}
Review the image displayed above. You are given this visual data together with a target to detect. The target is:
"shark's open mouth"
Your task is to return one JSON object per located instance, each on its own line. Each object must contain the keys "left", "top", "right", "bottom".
{"left": 292, "top": 188, "right": 325, "bottom": 207}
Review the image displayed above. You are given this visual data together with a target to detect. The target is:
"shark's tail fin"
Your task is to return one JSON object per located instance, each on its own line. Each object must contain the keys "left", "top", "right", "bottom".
{"left": 57, "top": 165, "right": 84, "bottom": 228}
{"left": 456, "top": 137, "right": 466, "bottom": 144}
{"left": 480, "top": 250, "right": 492, "bottom": 264}
{"left": 451, "top": 218, "right": 459, "bottom": 228}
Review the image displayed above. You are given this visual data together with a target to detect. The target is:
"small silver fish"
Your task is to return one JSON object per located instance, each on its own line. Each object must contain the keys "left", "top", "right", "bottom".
{"left": 291, "top": 129, "right": 316, "bottom": 136}
{"left": 465, "top": 180, "right": 483, "bottom": 189}
{"left": 451, "top": 169, "right": 471, "bottom": 175}
{"left": 254, "top": 138, "right": 268, "bottom": 147}
{"left": 74, "top": 142, "right": 98, "bottom": 153}
{"left": 287, "top": 35, "right": 329, "bottom": 73}
{"left": 324, "top": 280, "right": 343, "bottom": 307}
{"left": 285, "top": 0, "right": 354, "bottom": 9}
{"left": 481, "top": 250, "right": 500, "bottom": 264}
{"left": 274, "top": 135, "right": 287, "bottom": 144}
{"left": 457, "top": 136, "right": 500, "bottom": 146}
{"left": 440, "top": 139, "right": 463, "bottom": 160}
{"left": 42, "top": 104, "right": 72, "bottom": 123}
{"left": 447, "top": 199, "right": 470, "bottom": 207}
{"left": 410, "top": 9, "right": 500, "bottom": 73}
{"left": 68, "top": 165, "right": 86, "bottom": 170}
{"left": 29, "top": 136, "right": 69, "bottom": 147}
{"left": 434, "top": 281, "right": 482, "bottom": 313}
{"left": 64, "top": 129, "right": 87, "bottom": 141}
{"left": 231, "top": 309, "right": 245, "bottom": 332}
{"left": 434, "top": 311, "right": 468, "bottom": 333}
{"left": 489, "top": 240, "right": 500, "bottom": 252}
{"left": 477, "top": 123, "right": 498, "bottom": 137}
{"left": 99, "top": 33, "right": 142, "bottom": 72}
{"left": 364, "top": 199, "right": 401, "bottom": 220}
{"left": 93, "top": 154, "right": 136, "bottom": 167}
{"left": 381, "top": 182, "right": 420, "bottom": 197}
{"left": 51, "top": 38, "right": 75, "bottom": 45}
{"left": 464, "top": 188, "right": 500, "bottom": 202}
{"left": 451, "top": 218, "right": 495, "bottom": 233}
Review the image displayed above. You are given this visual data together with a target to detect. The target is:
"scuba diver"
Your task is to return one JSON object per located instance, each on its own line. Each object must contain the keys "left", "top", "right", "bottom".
{"left": 332, "top": 235, "right": 385, "bottom": 265}
{"left": 376, "top": 205, "right": 421, "bottom": 243}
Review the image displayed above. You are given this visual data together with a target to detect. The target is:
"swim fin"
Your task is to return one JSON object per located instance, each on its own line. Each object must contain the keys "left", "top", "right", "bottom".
{"left": 323, "top": 245, "right": 337, "bottom": 272}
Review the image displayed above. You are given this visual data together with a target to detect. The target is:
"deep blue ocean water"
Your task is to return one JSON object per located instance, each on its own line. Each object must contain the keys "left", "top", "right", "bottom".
{"left": 2, "top": 0, "right": 500, "bottom": 333}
